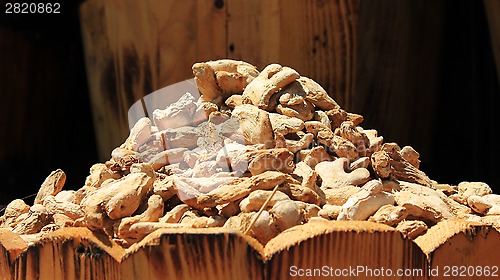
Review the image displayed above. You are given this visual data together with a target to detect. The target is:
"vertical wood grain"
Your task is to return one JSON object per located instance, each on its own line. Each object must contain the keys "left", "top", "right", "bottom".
{"left": 226, "top": 0, "right": 360, "bottom": 109}
{"left": 484, "top": 0, "right": 500, "bottom": 89}
{"left": 80, "top": 0, "right": 227, "bottom": 160}
{"left": 352, "top": 0, "right": 445, "bottom": 162}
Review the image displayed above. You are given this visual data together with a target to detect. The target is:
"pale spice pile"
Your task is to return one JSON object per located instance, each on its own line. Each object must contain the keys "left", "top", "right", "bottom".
{"left": 1, "top": 59, "right": 499, "bottom": 247}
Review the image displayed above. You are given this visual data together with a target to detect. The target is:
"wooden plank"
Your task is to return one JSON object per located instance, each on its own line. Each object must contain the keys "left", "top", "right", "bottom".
{"left": 484, "top": 0, "right": 500, "bottom": 89}
{"left": 352, "top": 0, "right": 445, "bottom": 162}
{"left": 11, "top": 228, "right": 123, "bottom": 280}
{"left": 1, "top": 221, "right": 499, "bottom": 279}
{"left": 121, "top": 228, "right": 264, "bottom": 280}
{"left": 414, "top": 220, "right": 500, "bottom": 280}
{"left": 226, "top": 0, "right": 360, "bottom": 109}
{"left": 0, "top": 229, "right": 28, "bottom": 279}
{"left": 79, "top": 0, "right": 227, "bottom": 160}
{"left": 265, "top": 221, "right": 427, "bottom": 280}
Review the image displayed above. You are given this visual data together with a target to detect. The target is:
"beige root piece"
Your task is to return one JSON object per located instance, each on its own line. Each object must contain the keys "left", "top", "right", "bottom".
{"left": 193, "top": 59, "right": 259, "bottom": 101}
{"left": 400, "top": 146, "right": 420, "bottom": 169}
{"left": 182, "top": 215, "right": 226, "bottom": 228}
{"left": 182, "top": 171, "right": 287, "bottom": 209}
{"left": 126, "top": 222, "right": 185, "bottom": 240}
{"left": 81, "top": 172, "right": 153, "bottom": 229}
{"left": 293, "top": 161, "right": 325, "bottom": 202}
{"left": 248, "top": 210, "right": 279, "bottom": 244}
{"left": 244, "top": 148, "right": 295, "bottom": 176}
{"left": 294, "top": 201, "right": 321, "bottom": 221}
{"left": 242, "top": 64, "right": 299, "bottom": 109}
{"left": 368, "top": 205, "right": 408, "bottom": 226}
{"left": 43, "top": 195, "right": 84, "bottom": 220}
{"left": 153, "top": 177, "right": 176, "bottom": 201}
{"left": 34, "top": 169, "right": 66, "bottom": 205}
{"left": 326, "top": 107, "right": 364, "bottom": 129}
{"left": 313, "top": 110, "right": 332, "bottom": 130}
{"left": 52, "top": 213, "right": 74, "bottom": 228}
{"left": 225, "top": 94, "right": 243, "bottom": 109}
{"left": 174, "top": 177, "right": 236, "bottom": 194}
{"left": 318, "top": 134, "right": 358, "bottom": 160}
{"left": 286, "top": 133, "right": 314, "bottom": 153}
{"left": 54, "top": 190, "right": 77, "bottom": 204}
{"left": 315, "top": 158, "right": 371, "bottom": 188}
{"left": 371, "top": 143, "right": 432, "bottom": 187}
{"left": 270, "top": 200, "right": 303, "bottom": 231}
{"left": 239, "top": 190, "right": 290, "bottom": 213}
{"left": 153, "top": 92, "right": 198, "bottom": 131}
{"left": 337, "top": 180, "right": 395, "bottom": 221}
{"left": 318, "top": 204, "right": 343, "bottom": 220}
{"left": 129, "top": 162, "right": 155, "bottom": 178}
{"left": 159, "top": 204, "right": 190, "bottom": 223}
{"left": 323, "top": 186, "right": 361, "bottom": 206}
{"left": 13, "top": 204, "right": 51, "bottom": 235}
{"left": 335, "top": 121, "right": 370, "bottom": 157}
{"left": 268, "top": 113, "right": 304, "bottom": 136}
{"left": 111, "top": 148, "right": 139, "bottom": 171}
{"left": 467, "top": 195, "right": 500, "bottom": 215}
{"left": 359, "top": 128, "right": 384, "bottom": 155}
{"left": 216, "top": 142, "right": 254, "bottom": 174}
{"left": 278, "top": 176, "right": 325, "bottom": 205}
{"left": 450, "top": 181, "right": 492, "bottom": 204}
{"left": 148, "top": 147, "right": 188, "bottom": 171}
{"left": 396, "top": 220, "right": 428, "bottom": 239}
{"left": 301, "top": 146, "right": 333, "bottom": 168}
{"left": 219, "top": 201, "right": 241, "bottom": 217}
{"left": 120, "top": 117, "right": 153, "bottom": 151}
{"left": 1, "top": 199, "right": 30, "bottom": 228}
{"left": 276, "top": 100, "right": 315, "bottom": 121}
{"left": 299, "top": 76, "right": 340, "bottom": 110}
{"left": 394, "top": 181, "right": 454, "bottom": 224}
{"left": 84, "top": 163, "right": 121, "bottom": 188}
{"left": 231, "top": 104, "right": 274, "bottom": 148}
{"left": 350, "top": 157, "right": 370, "bottom": 170}
{"left": 304, "top": 120, "right": 332, "bottom": 137}
{"left": 223, "top": 212, "right": 256, "bottom": 232}
{"left": 117, "top": 195, "right": 164, "bottom": 239}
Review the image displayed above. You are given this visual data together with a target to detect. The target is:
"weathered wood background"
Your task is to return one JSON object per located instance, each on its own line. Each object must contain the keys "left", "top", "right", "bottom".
{"left": 0, "top": 0, "right": 499, "bottom": 205}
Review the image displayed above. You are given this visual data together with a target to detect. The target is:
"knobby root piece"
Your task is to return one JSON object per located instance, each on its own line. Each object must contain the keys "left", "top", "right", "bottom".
{"left": 43, "top": 195, "right": 84, "bottom": 220}
{"left": 13, "top": 204, "right": 51, "bottom": 235}
{"left": 270, "top": 200, "right": 302, "bottom": 231}
{"left": 286, "top": 133, "right": 314, "bottom": 153}
{"left": 323, "top": 186, "right": 361, "bottom": 206}
{"left": 117, "top": 195, "right": 164, "bottom": 239}
{"left": 239, "top": 190, "right": 290, "bottom": 213}
{"left": 299, "top": 76, "right": 340, "bottom": 111}
{"left": 368, "top": 205, "right": 408, "bottom": 226}
{"left": 34, "top": 169, "right": 66, "bottom": 205}
{"left": 318, "top": 204, "right": 343, "bottom": 220}
{"left": 268, "top": 113, "right": 304, "bottom": 136}
{"left": 301, "top": 146, "right": 333, "bottom": 168}
{"left": 394, "top": 181, "right": 455, "bottom": 224}
{"left": 450, "top": 181, "right": 492, "bottom": 204}
{"left": 337, "top": 180, "right": 394, "bottom": 221}
{"left": 1, "top": 199, "right": 30, "bottom": 228}
{"left": 232, "top": 104, "right": 275, "bottom": 148}
{"left": 315, "top": 158, "right": 371, "bottom": 188}
{"left": 396, "top": 220, "right": 428, "bottom": 239}
{"left": 245, "top": 148, "right": 295, "bottom": 175}
{"left": 242, "top": 64, "right": 299, "bottom": 109}
{"left": 188, "top": 171, "right": 287, "bottom": 209}
{"left": 371, "top": 143, "right": 432, "bottom": 187}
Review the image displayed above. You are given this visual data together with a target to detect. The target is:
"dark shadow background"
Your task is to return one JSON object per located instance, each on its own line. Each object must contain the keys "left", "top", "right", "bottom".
{"left": 0, "top": 0, "right": 498, "bottom": 206}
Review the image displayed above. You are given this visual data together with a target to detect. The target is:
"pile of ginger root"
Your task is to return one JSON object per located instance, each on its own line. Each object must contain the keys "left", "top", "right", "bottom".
{"left": 1, "top": 59, "right": 499, "bottom": 247}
